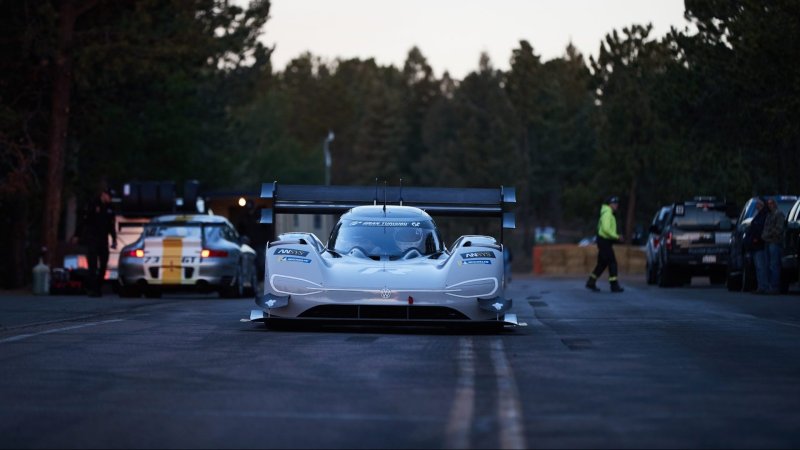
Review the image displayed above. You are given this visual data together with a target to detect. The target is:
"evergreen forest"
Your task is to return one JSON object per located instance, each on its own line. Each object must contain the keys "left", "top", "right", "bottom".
{"left": 2, "top": 0, "right": 799, "bottom": 287}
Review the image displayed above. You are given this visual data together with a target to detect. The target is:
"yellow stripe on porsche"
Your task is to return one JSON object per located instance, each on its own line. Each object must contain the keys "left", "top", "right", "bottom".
{"left": 162, "top": 237, "right": 183, "bottom": 283}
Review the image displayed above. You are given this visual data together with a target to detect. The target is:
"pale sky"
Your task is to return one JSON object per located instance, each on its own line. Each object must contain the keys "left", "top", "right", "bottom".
{"left": 256, "top": 0, "right": 688, "bottom": 79}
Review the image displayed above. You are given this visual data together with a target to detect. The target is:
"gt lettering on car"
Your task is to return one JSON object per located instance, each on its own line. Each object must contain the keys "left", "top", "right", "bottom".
{"left": 461, "top": 251, "right": 495, "bottom": 259}
{"left": 274, "top": 248, "right": 309, "bottom": 257}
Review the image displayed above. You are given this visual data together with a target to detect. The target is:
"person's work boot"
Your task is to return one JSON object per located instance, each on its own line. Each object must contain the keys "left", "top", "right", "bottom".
{"left": 610, "top": 280, "right": 624, "bottom": 293}
{"left": 585, "top": 276, "right": 600, "bottom": 292}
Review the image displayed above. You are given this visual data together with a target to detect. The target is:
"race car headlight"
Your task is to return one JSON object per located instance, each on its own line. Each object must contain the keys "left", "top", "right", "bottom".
{"left": 270, "top": 274, "right": 323, "bottom": 296}
{"left": 446, "top": 277, "right": 499, "bottom": 298}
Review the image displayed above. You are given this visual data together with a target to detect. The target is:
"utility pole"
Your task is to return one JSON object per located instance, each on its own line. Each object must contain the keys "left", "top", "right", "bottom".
{"left": 323, "top": 131, "right": 335, "bottom": 185}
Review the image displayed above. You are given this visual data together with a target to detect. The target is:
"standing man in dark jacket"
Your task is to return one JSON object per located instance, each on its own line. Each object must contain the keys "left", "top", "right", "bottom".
{"left": 762, "top": 198, "right": 786, "bottom": 294}
{"left": 586, "top": 196, "right": 624, "bottom": 293}
{"left": 74, "top": 186, "right": 117, "bottom": 297}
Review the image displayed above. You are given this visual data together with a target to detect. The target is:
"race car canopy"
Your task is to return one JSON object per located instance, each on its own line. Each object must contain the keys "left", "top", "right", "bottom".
{"left": 259, "top": 183, "right": 515, "bottom": 229}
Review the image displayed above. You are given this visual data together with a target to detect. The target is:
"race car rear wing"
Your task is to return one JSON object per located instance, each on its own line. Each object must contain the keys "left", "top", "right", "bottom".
{"left": 259, "top": 182, "right": 516, "bottom": 238}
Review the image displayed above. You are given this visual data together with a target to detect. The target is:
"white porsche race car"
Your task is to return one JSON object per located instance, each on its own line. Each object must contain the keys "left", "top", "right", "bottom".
{"left": 118, "top": 214, "right": 258, "bottom": 298}
{"left": 250, "top": 183, "right": 517, "bottom": 327}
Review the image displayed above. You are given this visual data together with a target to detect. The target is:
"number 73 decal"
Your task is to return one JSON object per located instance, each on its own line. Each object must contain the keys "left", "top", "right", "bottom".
{"left": 144, "top": 256, "right": 198, "bottom": 264}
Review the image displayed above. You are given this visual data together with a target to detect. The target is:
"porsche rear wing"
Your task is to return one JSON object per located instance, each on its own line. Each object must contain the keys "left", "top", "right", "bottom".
{"left": 259, "top": 182, "right": 516, "bottom": 238}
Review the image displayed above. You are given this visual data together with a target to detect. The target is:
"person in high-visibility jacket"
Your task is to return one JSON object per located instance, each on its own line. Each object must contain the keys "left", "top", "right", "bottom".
{"left": 586, "top": 196, "right": 624, "bottom": 293}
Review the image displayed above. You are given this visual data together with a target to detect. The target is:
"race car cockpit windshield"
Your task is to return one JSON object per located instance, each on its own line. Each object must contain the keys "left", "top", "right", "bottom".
{"left": 329, "top": 219, "right": 443, "bottom": 259}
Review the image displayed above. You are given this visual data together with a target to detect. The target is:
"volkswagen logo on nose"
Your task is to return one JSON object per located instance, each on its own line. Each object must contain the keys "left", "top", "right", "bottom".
{"left": 380, "top": 288, "right": 392, "bottom": 299}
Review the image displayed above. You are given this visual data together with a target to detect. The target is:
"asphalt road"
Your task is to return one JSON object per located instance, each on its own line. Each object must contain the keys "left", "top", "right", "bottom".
{"left": 1, "top": 276, "right": 800, "bottom": 449}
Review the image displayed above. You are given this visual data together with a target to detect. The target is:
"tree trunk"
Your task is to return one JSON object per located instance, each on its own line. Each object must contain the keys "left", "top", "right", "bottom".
{"left": 41, "top": 0, "right": 78, "bottom": 266}
{"left": 12, "top": 197, "right": 30, "bottom": 287}
{"left": 624, "top": 176, "right": 638, "bottom": 246}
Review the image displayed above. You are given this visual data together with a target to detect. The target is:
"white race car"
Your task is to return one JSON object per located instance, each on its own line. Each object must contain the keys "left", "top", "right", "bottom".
{"left": 250, "top": 183, "right": 517, "bottom": 327}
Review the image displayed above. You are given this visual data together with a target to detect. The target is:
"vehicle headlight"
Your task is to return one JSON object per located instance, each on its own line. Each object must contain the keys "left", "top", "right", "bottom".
{"left": 446, "top": 277, "right": 498, "bottom": 298}
{"left": 270, "top": 274, "right": 323, "bottom": 296}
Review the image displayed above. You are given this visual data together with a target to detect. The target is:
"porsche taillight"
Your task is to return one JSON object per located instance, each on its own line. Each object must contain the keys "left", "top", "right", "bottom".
{"left": 126, "top": 249, "right": 144, "bottom": 258}
{"left": 201, "top": 249, "right": 228, "bottom": 258}
{"left": 665, "top": 232, "right": 673, "bottom": 251}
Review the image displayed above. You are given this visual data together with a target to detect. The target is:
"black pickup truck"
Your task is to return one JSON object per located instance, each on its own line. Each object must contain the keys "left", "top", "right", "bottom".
{"left": 653, "top": 198, "right": 736, "bottom": 287}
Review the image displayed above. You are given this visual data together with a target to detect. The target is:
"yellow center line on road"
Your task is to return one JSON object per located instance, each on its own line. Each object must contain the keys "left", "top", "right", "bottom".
{"left": 445, "top": 336, "right": 475, "bottom": 449}
{"left": 0, "top": 319, "right": 126, "bottom": 344}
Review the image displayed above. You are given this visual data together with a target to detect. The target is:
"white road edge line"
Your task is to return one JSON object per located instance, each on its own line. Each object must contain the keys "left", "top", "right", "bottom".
{"left": 767, "top": 319, "right": 800, "bottom": 329}
{"left": 491, "top": 338, "right": 527, "bottom": 449}
{"left": 0, "top": 319, "right": 126, "bottom": 343}
{"left": 445, "top": 336, "right": 475, "bottom": 449}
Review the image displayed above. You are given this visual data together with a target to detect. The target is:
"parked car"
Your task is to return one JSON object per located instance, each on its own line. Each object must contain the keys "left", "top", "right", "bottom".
{"left": 780, "top": 198, "right": 800, "bottom": 292}
{"left": 118, "top": 214, "right": 258, "bottom": 298}
{"left": 645, "top": 206, "right": 671, "bottom": 285}
{"left": 726, "top": 195, "right": 798, "bottom": 291}
{"left": 654, "top": 197, "right": 735, "bottom": 287}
